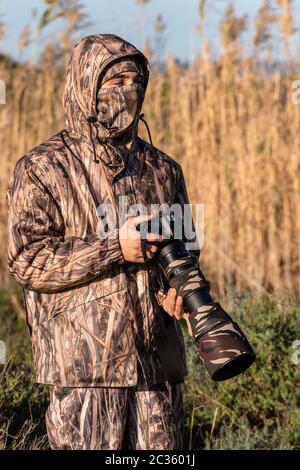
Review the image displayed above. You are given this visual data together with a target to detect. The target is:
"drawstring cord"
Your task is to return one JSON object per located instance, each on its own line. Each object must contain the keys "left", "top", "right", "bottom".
{"left": 87, "top": 116, "right": 100, "bottom": 164}
{"left": 87, "top": 116, "right": 128, "bottom": 169}
{"left": 139, "top": 113, "right": 153, "bottom": 146}
{"left": 87, "top": 112, "right": 153, "bottom": 166}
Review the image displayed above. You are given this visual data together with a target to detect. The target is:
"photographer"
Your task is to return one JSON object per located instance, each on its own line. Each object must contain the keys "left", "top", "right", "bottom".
{"left": 6, "top": 34, "right": 198, "bottom": 450}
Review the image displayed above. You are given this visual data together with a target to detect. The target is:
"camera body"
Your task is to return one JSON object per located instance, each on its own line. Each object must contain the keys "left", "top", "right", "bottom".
{"left": 138, "top": 213, "right": 256, "bottom": 381}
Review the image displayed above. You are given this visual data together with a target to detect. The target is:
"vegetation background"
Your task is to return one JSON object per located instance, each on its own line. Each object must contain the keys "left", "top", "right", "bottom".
{"left": 0, "top": 0, "right": 299, "bottom": 449}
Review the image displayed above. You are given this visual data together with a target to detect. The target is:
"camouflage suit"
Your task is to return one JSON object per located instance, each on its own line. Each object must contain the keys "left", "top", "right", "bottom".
{"left": 6, "top": 34, "right": 194, "bottom": 450}
{"left": 46, "top": 363, "right": 184, "bottom": 450}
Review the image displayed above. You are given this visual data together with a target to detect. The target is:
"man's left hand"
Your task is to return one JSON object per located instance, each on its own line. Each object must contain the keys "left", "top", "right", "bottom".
{"left": 162, "top": 288, "right": 193, "bottom": 336}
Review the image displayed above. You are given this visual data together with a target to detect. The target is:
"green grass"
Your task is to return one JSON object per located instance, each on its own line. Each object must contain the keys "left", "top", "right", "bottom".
{"left": 0, "top": 289, "right": 49, "bottom": 449}
{"left": 0, "top": 288, "right": 299, "bottom": 450}
{"left": 182, "top": 292, "right": 300, "bottom": 449}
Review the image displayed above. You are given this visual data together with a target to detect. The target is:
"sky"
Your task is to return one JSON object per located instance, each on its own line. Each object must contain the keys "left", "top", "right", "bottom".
{"left": 0, "top": 0, "right": 299, "bottom": 63}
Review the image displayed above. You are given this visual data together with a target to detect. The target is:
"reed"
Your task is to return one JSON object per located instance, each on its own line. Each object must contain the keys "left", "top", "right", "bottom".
{"left": 0, "top": 1, "right": 299, "bottom": 298}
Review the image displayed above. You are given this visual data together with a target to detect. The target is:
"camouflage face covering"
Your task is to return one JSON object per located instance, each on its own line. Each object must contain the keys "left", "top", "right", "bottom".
{"left": 97, "top": 82, "right": 145, "bottom": 134}
{"left": 96, "top": 59, "right": 146, "bottom": 138}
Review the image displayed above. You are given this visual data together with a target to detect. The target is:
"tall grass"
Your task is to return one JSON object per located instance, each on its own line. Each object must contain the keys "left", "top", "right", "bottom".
{"left": 0, "top": 0, "right": 299, "bottom": 450}
{"left": 0, "top": 1, "right": 299, "bottom": 299}
{"left": 1, "top": 288, "right": 299, "bottom": 449}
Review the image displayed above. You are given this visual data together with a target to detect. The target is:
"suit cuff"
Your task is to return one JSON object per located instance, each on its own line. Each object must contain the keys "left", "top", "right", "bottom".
{"left": 107, "top": 229, "right": 125, "bottom": 264}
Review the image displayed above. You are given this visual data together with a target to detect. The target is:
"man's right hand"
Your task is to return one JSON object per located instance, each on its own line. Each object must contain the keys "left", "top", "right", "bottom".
{"left": 119, "top": 215, "right": 163, "bottom": 263}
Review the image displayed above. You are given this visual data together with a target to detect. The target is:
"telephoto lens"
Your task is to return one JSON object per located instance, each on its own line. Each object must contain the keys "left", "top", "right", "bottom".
{"left": 138, "top": 214, "right": 256, "bottom": 381}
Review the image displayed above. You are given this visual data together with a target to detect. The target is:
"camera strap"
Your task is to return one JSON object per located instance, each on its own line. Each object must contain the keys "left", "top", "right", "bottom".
{"left": 141, "top": 239, "right": 186, "bottom": 384}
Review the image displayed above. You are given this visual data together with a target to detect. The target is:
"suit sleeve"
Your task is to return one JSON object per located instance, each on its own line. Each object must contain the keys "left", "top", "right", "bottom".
{"left": 6, "top": 158, "right": 124, "bottom": 293}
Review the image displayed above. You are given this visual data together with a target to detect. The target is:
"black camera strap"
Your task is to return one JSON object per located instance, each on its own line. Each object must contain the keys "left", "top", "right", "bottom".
{"left": 141, "top": 239, "right": 186, "bottom": 384}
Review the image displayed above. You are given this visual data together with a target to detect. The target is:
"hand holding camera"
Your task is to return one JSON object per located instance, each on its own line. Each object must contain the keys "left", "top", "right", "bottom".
{"left": 119, "top": 214, "right": 163, "bottom": 263}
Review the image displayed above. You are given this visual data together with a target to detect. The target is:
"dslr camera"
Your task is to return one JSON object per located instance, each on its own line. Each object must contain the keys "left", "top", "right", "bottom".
{"left": 138, "top": 212, "right": 256, "bottom": 381}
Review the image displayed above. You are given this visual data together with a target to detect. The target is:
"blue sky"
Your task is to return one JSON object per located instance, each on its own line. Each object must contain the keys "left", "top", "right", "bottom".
{"left": 0, "top": 0, "right": 299, "bottom": 62}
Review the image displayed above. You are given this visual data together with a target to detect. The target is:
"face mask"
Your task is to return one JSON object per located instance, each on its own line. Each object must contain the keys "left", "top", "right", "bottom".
{"left": 97, "top": 82, "right": 145, "bottom": 134}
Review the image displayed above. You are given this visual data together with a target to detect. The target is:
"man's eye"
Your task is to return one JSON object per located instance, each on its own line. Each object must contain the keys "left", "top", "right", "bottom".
{"left": 107, "top": 76, "right": 143, "bottom": 87}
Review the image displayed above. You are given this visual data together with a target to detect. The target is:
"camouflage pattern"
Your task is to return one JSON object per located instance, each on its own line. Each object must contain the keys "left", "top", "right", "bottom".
{"left": 188, "top": 303, "right": 230, "bottom": 340}
{"left": 186, "top": 304, "right": 255, "bottom": 380}
{"left": 97, "top": 58, "right": 146, "bottom": 138}
{"left": 6, "top": 34, "right": 190, "bottom": 388}
{"left": 165, "top": 257, "right": 212, "bottom": 296}
{"left": 45, "top": 366, "right": 184, "bottom": 450}
{"left": 162, "top": 252, "right": 256, "bottom": 381}
{"left": 63, "top": 34, "right": 149, "bottom": 143}
{"left": 97, "top": 82, "right": 145, "bottom": 137}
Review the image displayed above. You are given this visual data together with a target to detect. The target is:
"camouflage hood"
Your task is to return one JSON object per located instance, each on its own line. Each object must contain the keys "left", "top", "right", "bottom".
{"left": 62, "top": 34, "right": 150, "bottom": 149}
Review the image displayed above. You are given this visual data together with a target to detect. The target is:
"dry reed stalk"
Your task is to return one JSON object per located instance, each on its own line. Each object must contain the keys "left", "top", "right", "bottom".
{"left": 0, "top": 4, "right": 299, "bottom": 298}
